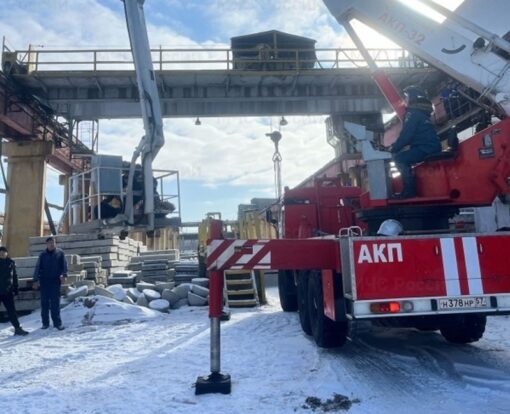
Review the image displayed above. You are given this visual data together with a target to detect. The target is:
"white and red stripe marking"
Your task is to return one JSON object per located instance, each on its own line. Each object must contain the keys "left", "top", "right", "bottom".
{"left": 207, "top": 239, "right": 272, "bottom": 270}
{"left": 440, "top": 236, "right": 484, "bottom": 296}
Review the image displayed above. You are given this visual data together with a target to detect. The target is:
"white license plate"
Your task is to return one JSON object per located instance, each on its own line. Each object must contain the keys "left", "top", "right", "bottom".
{"left": 438, "top": 296, "right": 489, "bottom": 310}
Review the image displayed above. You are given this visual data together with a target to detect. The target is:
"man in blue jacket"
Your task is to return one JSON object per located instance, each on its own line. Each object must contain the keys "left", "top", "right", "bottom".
{"left": 33, "top": 237, "right": 68, "bottom": 330}
{"left": 390, "top": 86, "right": 442, "bottom": 198}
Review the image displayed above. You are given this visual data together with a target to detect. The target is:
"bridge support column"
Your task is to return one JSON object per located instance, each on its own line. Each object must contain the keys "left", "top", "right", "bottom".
{"left": 3, "top": 141, "right": 54, "bottom": 257}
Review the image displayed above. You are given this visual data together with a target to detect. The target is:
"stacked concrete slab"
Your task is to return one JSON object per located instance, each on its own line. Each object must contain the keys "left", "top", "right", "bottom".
{"left": 81, "top": 256, "right": 107, "bottom": 285}
{"left": 140, "top": 249, "right": 180, "bottom": 260}
{"left": 28, "top": 234, "right": 146, "bottom": 276}
{"left": 127, "top": 250, "right": 179, "bottom": 284}
{"left": 107, "top": 270, "right": 140, "bottom": 288}
{"left": 174, "top": 260, "right": 200, "bottom": 285}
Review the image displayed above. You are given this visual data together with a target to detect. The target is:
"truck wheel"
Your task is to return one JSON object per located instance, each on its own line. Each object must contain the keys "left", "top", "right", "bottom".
{"left": 439, "top": 314, "right": 486, "bottom": 344}
{"left": 307, "top": 271, "right": 348, "bottom": 348}
{"left": 413, "top": 316, "right": 440, "bottom": 331}
{"left": 278, "top": 270, "right": 298, "bottom": 312}
{"left": 297, "top": 271, "right": 312, "bottom": 335}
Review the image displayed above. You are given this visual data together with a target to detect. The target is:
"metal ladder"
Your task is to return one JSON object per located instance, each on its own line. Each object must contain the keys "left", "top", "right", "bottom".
{"left": 223, "top": 270, "right": 259, "bottom": 308}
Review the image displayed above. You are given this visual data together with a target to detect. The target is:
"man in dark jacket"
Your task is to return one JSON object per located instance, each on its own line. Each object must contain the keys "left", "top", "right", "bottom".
{"left": 0, "top": 246, "right": 28, "bottom": 335}
{"left": 390, "top": 86, "right": 442, "bottom": 198}
{"left": 33, "top": 237, "right": 68, "bottom": 330}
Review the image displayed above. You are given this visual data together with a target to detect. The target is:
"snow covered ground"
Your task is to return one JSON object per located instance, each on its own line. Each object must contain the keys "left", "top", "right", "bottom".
{"left": 1, "top": 288, "right": 510, "bottom": 414}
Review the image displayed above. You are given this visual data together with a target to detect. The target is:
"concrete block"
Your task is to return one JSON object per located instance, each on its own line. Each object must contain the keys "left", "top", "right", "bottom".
{"left": 143, "top": 289, "right": 161, "bottom": 302}
{"left": 16, "top": 269, "right": 35, "bottom": 278}
{"left": 136, "top": 294, "right": 148, "bottom": 307}
{"left": 154, "top": 282, "right": 176, "bottom": 293}
{"left": 141, "top": 263, "right": 169, "bottom": 271}
{"left": 107, "top": 284, "right": 127, "bottom": 301}
{"left": 123, "top": 296, "right": 135, "bottom": 305}
{"left": 137, "top": 282, "right": 156, "bottom": 292}
{"left": 81, "top": 256, "right": 103, "bottom": 263}
{"left": 127, "top": 287, "right": 142, "bottom": 301}
{"left": 12, "top": 256, "right": 39, "bottom": 268}
{"left": 172, "top": 283, "right": 192, "bottom": 300}
{"left": 188, "top": 291, "right": 208, "bottom": 306}
{"left": 29, "top": 234, "right": 117, "bottom": 244}
{"left": 63, "top": 248, "right": 119, "bottom": 256}
{"left": 191, "top": 284, "right": 209, "bottom": 299}
{"left": 17, "top": 278, "right": 34, "bottom": 289}
{"left": 110, "top": 270, "right": 135, "bottom": 278}
{"left": 74, "top": 280, "right": 96, "bottom": 294}
{"left": 141, "top": 249, "right": 179, "bottom": 257}
{"left": 68, "top": 264, "right": 85, "bottom": 272}
{"left": 171, "top": 297, "right": 189, "bottom": 309}
{"left": 175, "top": 274, "right": 194, "bottom": 284}
{"left": 149, "top": 299, "right": 170, "bottom": 312}
{"left": 67, "top": 285, "right": 88, "bottom": 301}
{"left": 67, "top": 271, "right": 86, "bottom": 284}
{"left": 191, "top": 278, "right": 209, "bottom": 288}
{"left": 131, "top": 254, "right": 176, "bottom": 263}
{"left": 161, "top": 289, "right": 180, "bottom": 306}
{"left": 107, "top": 273, "right": 138, "bottom": 288}
{"left": 17, "top": 290, "right": 39, "bottom": 300}
{"left": 94, "top": 286, "right": 114, "bottom": 298}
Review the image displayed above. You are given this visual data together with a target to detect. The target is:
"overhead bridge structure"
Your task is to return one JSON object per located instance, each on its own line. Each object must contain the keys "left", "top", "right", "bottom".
{"left": 3, "top": 47, "right": 443, "bottom": 120}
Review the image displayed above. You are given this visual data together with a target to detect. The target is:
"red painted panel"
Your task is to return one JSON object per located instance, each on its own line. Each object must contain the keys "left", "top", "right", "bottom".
{"left": 476, "top": 236, "right": 510, "bottom": 294}
{"left": 322, "top": 269, "right": 336, "bottom": 320}
{"left": 353, "top": 238, "right": 446, "bottom": 300}
{"left": 207, "top": 239, "right": 341, "bottom": 272}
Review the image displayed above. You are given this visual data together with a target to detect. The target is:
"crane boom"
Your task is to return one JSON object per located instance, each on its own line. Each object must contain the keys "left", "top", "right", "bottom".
{"left": 323, "top": 0, "right": 510, "bottom": 114}
{"left": 123, "top": 0, "right": 165, "bottom": 229}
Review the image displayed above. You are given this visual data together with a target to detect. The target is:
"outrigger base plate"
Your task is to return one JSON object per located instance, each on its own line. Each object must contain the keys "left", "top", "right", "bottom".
{"left": 195, "top": 373, "right": 231, "bottom": 395}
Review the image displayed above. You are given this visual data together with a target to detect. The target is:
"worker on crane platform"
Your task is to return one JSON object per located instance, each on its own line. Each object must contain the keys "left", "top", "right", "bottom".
{"left": 390, "top": 86, "right": 442, "bottom": 199}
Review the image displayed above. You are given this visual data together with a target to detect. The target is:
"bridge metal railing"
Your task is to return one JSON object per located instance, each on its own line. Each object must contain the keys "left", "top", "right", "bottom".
{"left": 3, "top": 46, "right": 427, "bottom": 73}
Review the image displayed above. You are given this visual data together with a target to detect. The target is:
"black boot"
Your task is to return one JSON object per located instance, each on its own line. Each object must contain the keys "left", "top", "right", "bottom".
{"left": 14, "top": 327, "right": 29, "bottom": 336}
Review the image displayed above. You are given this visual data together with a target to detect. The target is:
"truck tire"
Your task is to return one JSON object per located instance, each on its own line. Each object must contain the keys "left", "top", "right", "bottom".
{"left": 297, "top": 271, "right": 312, "bottom": 335}
{"left": 413, "top": 316, "right": 440, "bottom": 332}
{"left": 307, "top": 271, "right": 348, "bottom": 348}
{"left": 278, "top": 270, "right": 298, "bottom": 312}
{"left": 439, "top": 314, "right": 486, "bottom": 344}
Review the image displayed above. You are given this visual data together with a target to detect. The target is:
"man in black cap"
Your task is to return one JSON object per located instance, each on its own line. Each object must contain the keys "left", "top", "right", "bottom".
{"left": 33, "top": 237, "right": 68, "bottom": 330}
{"left": 390, "top": 85, "right": 442, "bottom": 198}
{"left": 0, "top": 246, "right": 28, "bottom": 335}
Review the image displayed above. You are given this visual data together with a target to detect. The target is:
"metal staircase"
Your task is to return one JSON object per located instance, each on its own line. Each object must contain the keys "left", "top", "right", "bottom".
{"left": 224, "top": 270, "right": 259, "bottom": 308}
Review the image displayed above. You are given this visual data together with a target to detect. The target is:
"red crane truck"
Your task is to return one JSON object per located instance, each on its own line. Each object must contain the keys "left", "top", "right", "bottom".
{"left": 196, "top": 0, "right": 510, "bottom": 394}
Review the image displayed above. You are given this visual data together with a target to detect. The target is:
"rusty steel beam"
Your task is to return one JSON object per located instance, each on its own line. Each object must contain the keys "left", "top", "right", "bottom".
{"left": 0, "top": 74, "right": 89, "bottom": 173}
{"left": 48, "top": 147, "right": 86, "bottom": 174}
{"left": 0, "top": 114, "right": 33, "bottom": 136}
